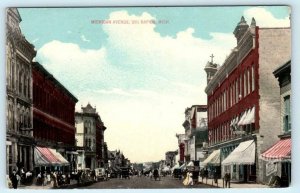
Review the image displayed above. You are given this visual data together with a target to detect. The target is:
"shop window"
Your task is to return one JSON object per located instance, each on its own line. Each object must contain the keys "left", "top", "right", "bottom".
{"left": 283, "top": 95, "right": 291, "bottom": 132}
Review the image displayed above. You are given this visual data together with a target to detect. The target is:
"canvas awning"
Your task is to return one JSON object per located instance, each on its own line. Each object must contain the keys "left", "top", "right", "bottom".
{"left": 171, "top": 163, "right": 180, "bottom": 171}
{"left": 179, "top": 163, "right": 187, "bottom": 170}
{"left": 49, "top": 149, "right": 69, "bottom": 166}
{"left": 260, "top": 138, "right": 291, "bottom": 162}
{"left": 187, "top": 161, "right": 194, "bottom": 167}
{"left": 202, "top": 149, "right": 220, "bottom": 166}
{"left": 238, "top": 110, "right": 250, "bottom": 126}
{"left": 242, "top": 107, "right": 255, "bottom": 125}
{"left": 222, "top": 140, "right": 255, "bottom": 165}
{"left": 34, "top": 146, "right": 69, "bottom": 167}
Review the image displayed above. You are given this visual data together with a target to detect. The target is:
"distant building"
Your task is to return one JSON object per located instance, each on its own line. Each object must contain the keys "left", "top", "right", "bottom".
{"left": 6, "top": 8, "right": 36, "bottom": 174}
{"left": 165, "top": 151, "right": 178, "bottom": 168}
{"left": 75, "top": 103, "right": 106, "bottom": 170}
{"left": 204, "top": 16, "right": 291, "bottom": 183}
{"left": 181, "top": 105, "right": 207, "bottom": 163}
{"left": 175, "top": 134, "right": 186, "bottom": 164}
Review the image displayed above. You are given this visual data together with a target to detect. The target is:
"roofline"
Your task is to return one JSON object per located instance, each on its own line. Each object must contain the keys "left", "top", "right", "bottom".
{"left": 32, "top": 62, "right": 78, "bottom": 102}
{"left": 273, "top": 60, "right": 291, "bottom": 78}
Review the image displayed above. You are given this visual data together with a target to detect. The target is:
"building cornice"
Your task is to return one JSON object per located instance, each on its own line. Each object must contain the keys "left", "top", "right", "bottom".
{"left": 205, "top": 26, "right": 256, "bottom": 95}
{"left": 32, "top": 62, "right": 78, "bottom": 102}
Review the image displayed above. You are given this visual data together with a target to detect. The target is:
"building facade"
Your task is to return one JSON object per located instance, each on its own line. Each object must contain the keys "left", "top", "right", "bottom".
{"left": 165, "top": 151, "right": 178, "bottom": 168}
{"left": 6, "top": 8, "right": 36, "bottom": 174}
{"left": 204, "top": 17, "right": 291, "bottom": 183}
{"left": 181, "top": 105, "right": 207, "bottom": 163}
{"left": 175, "top": 134, "right": 186, "bottom": 164}
{"left": 75, "top": 103, "right": 106, "bottom": 170}
{"left": 259, "top": 60, "right": 291, "bottom": 186}
{"left": 32, "top": 61, "right": 78, "bottom": 172}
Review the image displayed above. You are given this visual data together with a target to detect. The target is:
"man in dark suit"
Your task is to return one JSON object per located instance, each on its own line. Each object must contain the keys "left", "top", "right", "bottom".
{"left": 10, "top": 169, "right": 19, "bottom": 189}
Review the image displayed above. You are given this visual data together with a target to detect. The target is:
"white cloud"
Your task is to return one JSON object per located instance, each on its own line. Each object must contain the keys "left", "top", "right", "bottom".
{"left": 81, "top": 34, "right": 90, "bottom": 42}
{"left": 95, "top": 88, "right": 133, "bottom": 96}
{"left": 36, "top": 40, "right": 108, "bottom": 90}
{"left": 32, "top": 38, "right": 39, "bottom": 43}
{"left": 244, "top": 7, "right": 290, "bottom": 27}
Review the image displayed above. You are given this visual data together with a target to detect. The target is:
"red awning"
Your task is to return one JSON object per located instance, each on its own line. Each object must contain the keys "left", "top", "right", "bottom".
{"left": 34, "top": 146, "right": 69, "bottom": 166}
{"left": 261, "top": 138, "right": 291, "bottom": 161}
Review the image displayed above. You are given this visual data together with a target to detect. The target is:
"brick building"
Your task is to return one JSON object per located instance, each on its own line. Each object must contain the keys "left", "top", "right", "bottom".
{"left": 32, "top": 62, "right": 78, "bottom": 172}
{"left": 203, "top": 17, "right": 291, "bottom": 183}
{"left": 260, "top": 60, "right": 291, "bottom": 186}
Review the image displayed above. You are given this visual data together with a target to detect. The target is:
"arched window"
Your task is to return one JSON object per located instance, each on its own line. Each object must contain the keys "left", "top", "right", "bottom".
{"left": 252, "top": 65, "right": 255, "bottom": 91}
{"left": 19, "top": 70, "right": 23, "bottom": 94}
{"left": 6, "top": 41, "right": 12, "bottom": 86}
{"left": 24, "top": 75, "right": 27, "bottom": 97}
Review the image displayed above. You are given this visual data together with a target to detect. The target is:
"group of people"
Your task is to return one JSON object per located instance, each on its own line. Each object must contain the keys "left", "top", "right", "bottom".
{"left": 149, "top": 169, "right": 160, "bottom": 180}
{"left": 9, "top": 168, "right": 34, "bottom": 189}
{"left": 36, "top": 171, "right": 71, "bottom": 188}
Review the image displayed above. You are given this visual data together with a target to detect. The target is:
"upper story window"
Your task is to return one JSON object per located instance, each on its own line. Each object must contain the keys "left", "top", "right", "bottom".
{"left": 252, "top": 64, "right": 255, "bottom": 92}
{"left": 283, "top": 95, "right": 291, "bottom": 132}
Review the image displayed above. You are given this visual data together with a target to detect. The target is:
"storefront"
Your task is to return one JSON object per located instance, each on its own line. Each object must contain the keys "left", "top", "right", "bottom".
{"left": 260, "top": 138, "right": 291, "bottom": 187}
{"left": 202, "top": 149, "right": 221, "bottom": 178}
{"left": 222, "top": 140, "right": 256, "bottom": 182}
{"left": 34, "top": 146, "right": 69, "bottom": 174}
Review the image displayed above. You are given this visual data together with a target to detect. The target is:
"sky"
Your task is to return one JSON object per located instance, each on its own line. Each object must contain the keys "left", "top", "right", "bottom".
{"left": 17, "top": 6, "right": 290, "bottom": 163}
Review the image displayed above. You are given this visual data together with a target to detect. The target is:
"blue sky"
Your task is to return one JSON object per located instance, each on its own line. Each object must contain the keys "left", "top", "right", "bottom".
{"left": 17, "top": 6, "right": 290, "bottom": 162}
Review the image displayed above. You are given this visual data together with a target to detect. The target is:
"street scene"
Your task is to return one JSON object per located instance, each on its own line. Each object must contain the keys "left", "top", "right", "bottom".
{"left": 5, "top": 6, "right": 291, "bottom": 189}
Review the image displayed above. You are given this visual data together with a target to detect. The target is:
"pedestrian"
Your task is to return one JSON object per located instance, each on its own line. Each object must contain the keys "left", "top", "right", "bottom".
{"left": 188, "top": 172, "right": 193, "bottom": 186}
{"left": 52, "top": 172, "right": 58, "bottom": 188}
{"left": 43, "top": 172, "right": 47, "bottom": 186}
{"left": 183, "top": 171, "right": 193, "bottom": 186}
{"left": 10, "top": 169, "right": 19, "bottom": 189}
{"left": 36, "top": 172, "right": 42, "bottom": 185}
{"left": 213, "top": 169, "right": 218, "bottom": 184}
{"left": 224, "top": 171, "right": 230, "bottom": 188}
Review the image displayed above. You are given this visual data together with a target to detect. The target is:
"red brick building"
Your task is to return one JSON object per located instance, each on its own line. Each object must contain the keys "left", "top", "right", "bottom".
{"left": 204, "top": 17, "right": 291, "bottom": 183}
{"left": 32, "top": 62, "right": 78, "bottom": 171}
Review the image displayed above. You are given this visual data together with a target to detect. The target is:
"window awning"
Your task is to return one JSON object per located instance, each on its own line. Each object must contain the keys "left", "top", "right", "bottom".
{"left": 222, "top": 140, "right": 255, "bottom": 165}
{"left": 171, "top": 163, "right": 180, "bottom": 171}
{"left": 202, "top": 149, "right": 220, "bottom": 166}
{"left": 260, "top": 138, "right": 291, "bottom": 161}
{"left": 242, "top": 107, "right": 255, "bottom": 125}
{"left": 179, "top": 163, "right": 187, "bottom": 170}
{"left": 34, "top": 146, "right": 69, "bottom": 167}
{"left": 187, "top": 161, "right": 194, "bottom": 167}
{"left": 238, "top": 110, "right": 250, "bottom": 126}
{"left": 49, "top": 149, "right": 69, "bottom": 166}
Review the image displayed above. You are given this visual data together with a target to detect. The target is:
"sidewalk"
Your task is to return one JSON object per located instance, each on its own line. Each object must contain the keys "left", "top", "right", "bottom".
{"left": 18, "top": 180, "right": 78, "bottom": 189}
{"left": 198, "top": 178, "right": 269, "bottom": 188}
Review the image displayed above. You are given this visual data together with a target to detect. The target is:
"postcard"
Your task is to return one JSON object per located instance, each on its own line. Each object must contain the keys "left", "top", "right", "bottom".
{"left": 5, "top": 5, "right": 291, "bottom": 189}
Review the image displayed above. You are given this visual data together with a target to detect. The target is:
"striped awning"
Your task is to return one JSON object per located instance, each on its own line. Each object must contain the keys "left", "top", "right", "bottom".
{"left": 34, "top": 146, "right": 69, "bottom": 166}
{"left": 260, "top": 138, "right": 291, "bottom": 161}
{"left": 202, "top": 149, "right": 220, "bottom": 166}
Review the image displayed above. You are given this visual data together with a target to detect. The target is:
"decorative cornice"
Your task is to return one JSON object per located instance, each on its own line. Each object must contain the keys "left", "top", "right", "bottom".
{"left": 32, "top": 62, "right": 78, "bottom": 102}
{"left": 205, "top": 26, "right": 256, "bottom": 94}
